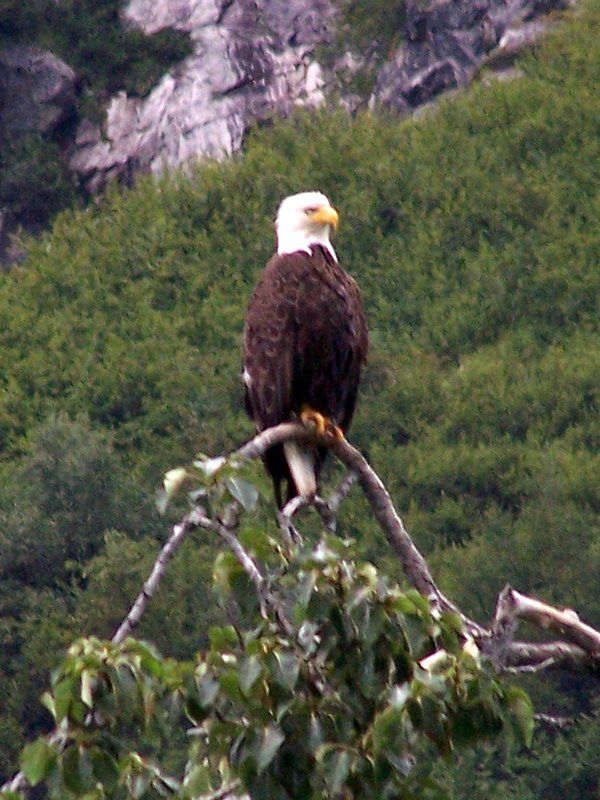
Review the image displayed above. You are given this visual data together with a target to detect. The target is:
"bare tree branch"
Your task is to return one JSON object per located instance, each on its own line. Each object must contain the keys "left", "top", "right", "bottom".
{"left": 236, "top": 423, "right": 313, "bottom": 460}
{"left": 493, "top": 585, "right": 600, "bottom": 659}
{"left": 327, "top": 470, "right": 358, "bottom": 516}
{"left": 534, "top": 713, "right": 578, "bottom": 731}
{"left": 278, "top": 470, "right": 357, "bottom": 537}
{"left": 505, "top": 641, "right": 592, "bottom": 671}
{"left": 278, "top": 497, "right": 306, "bottom": 547}
{"left": 328, "top": 436, "right": 486, "bottom": 636}
{"left": 113, "top": 507, "right": 209, "bottom": 643}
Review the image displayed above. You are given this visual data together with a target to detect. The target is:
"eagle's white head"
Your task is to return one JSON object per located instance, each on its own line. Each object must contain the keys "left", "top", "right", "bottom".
{"left": 275, "top": 191, "right": 339, "bottom": 262}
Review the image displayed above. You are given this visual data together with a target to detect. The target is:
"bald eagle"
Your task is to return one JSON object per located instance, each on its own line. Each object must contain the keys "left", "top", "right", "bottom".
{"left": 243, "top": 191, "right": 368, "bottom": 508}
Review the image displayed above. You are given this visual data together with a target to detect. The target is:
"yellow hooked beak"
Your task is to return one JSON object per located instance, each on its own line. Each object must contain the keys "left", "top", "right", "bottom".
{"left": 310, "top": 205, "right": 339, "bottom": 230}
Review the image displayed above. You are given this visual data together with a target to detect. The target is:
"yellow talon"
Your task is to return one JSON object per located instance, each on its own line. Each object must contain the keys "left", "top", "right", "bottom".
{"left": 299, "top": 406, "right": 344, "bottom": 440}
{"left": 299, "top": 405, "right": 328, "bottom": 436}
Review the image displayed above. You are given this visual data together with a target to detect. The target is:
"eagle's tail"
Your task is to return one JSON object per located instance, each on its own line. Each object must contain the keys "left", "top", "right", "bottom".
{"left": 283, "top": 441, "right": 316, "bottom": 502}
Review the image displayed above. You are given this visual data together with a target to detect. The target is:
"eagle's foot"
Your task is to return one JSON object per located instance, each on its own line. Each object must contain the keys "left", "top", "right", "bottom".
{"left": 299, "top": 406, "right": 344, "bottom": 440}
{"left": 329, "top": 424, "right": 344, "bottom": 441}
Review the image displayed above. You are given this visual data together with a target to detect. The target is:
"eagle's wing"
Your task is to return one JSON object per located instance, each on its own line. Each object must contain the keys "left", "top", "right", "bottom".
{"left": 243, "top": 252, "right": 305, "bottom": 430}
{"left": 337, "top": 271, "right": 368, "bottom": 432}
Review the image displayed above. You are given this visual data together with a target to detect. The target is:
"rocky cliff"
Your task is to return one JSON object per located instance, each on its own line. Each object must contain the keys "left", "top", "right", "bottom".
{"left": 0, "top": 0, "right": 571, "bottom": 251}
{"left": 70, "top": 0, "right": 569, "bottom": 193}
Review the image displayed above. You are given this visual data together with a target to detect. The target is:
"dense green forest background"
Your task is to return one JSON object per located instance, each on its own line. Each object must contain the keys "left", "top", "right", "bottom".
{"left": 0, "top": 0, "right": 599, "bottom": 795}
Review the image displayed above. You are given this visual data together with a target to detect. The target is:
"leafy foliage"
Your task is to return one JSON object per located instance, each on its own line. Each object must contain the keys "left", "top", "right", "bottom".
{"left": 0, "top": 134, "right": 78, "bottom": 231}
{"left": 11, "top": 521, "right": 532, "bottom": 799}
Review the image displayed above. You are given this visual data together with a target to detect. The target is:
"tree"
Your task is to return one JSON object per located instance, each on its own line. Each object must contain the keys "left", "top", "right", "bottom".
{"left": 3, "top": 423, "right": 599, "bottom": 800}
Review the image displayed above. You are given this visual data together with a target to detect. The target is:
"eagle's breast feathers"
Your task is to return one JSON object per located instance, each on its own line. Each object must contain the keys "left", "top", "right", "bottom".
{"left": 243, "top": 244, "right": 367, "bottom": 435}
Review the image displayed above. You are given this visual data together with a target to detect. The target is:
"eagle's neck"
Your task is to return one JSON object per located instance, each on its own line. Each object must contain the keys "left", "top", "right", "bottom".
{"left": 277, "top": 231, "right": 337, "bottom": 262}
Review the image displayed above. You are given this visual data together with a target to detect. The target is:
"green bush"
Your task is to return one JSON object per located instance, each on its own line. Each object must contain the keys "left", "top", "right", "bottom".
{"left": 0, "top": 135, "right": 78, "bottom": 230}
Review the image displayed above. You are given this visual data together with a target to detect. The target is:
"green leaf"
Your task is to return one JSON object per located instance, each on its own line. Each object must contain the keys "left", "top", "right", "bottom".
{"left": 91, "top": 748, "right": 120, "bottom": 791}
{"left": 256, "top": 724, "right": 285, "bottom": 773}
{"left": 274, "top": 651, "right": 300, "bottom": 692}
{"left": 309, "top": 714, "right": 324, "bottom": 751}
{"left": 419, "top": 775, "right": 451, "bottom": 799}
{"left": 440, "top": 610, "right": 464, "bottom": 634}
{"left": 40, "top": 691, "right": 56, "bottom": 718}
{"left": 322, "top": 749, "right": 351, "bottom": 795}
{"left": 294, "top": 570, "right": 316, "bottom": 615}
{"left": 62, "top": 745, "right": 93, "bottom": 794}
{"left": 155, "top": 486, "right": 169, "bottom": 515}
{"left": 163, "top": 467, "right": 189, "bottom": 499}
{"left": 390, "top": 682, "right": 411, "bottom": 709}
{"left": 131, "top": 771, "right": 151, "bottom": 800}
{"left": 239, "top": 655, "right": 263, "bottom": 696}
{"left": 81, "top": 669, "right": 94, "bottom": 707}
{"left": 20, "top": 739, "right": 56, "bottom": 786}
{"left": 183, "top": 764, "right": 211, "bottom": 795}
{"left": 225, "top": 477, "right": 259, "bottom": 512}
{"left": 194, "top": 455, "right": 226, "bottom": 479}
{"left": 405, "top": 590, "right": 433, "bottom": 618}
{"left": 53, "top": 676, "right": 76, "bottom": 721}
{"left": 507, "top": 687, "right": 534, "bottom": 747}
{"left": 153, "top": 772, "right": 181, "bottom": 794}
{"left": 372, "top": 706, "right": 405, "bottom": 755}
{"left": 239, "top": 527, "right": 276, "bottom": 560}
{"left": 209, "top": 625, "right": 239, "bottom": 653}
{"left": 219, "top": 668, "right": 241, "bottom": 698}
{"left": 213, "top": 552, "right": 243, "bottom": 600}
{"left": 197, "top": 673, "right": 220, "bottom": 707}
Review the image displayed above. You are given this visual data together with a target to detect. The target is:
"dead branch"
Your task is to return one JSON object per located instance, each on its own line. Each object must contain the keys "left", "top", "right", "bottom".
{"left": 494, "top": 585, "right": 600, "bottom": 657}
{"left": 278, "top": 497, "right": 305, "bottom": 546}
{"left": 504, "top": 641, "right": 591, "bottom": 671}
{"left": 330, "top": 435, "right": 485, "bottom": 635}
{"left": 327, "top": 470, "right": 358, "bottom": 516}
{"left": 113, "top": 507, "right": 209, "bottom": 643}
{"left": 278, "top": 471, "right": 358, "bottom": 537}
{"left": 534, "top": 713, "right": 578, "bottom": 731}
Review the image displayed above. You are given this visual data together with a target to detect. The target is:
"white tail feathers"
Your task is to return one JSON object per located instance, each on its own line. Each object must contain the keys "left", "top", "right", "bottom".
{"left": 283, "top": 441, "right": 316, "bottom": 500}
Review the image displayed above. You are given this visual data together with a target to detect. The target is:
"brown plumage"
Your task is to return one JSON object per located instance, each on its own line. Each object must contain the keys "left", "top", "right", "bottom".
{"left": 243, "top": 192, "right": 368, "bottom": 508}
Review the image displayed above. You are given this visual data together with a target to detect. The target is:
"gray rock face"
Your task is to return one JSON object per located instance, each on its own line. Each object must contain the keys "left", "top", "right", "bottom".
{"left": 71, "top": 0, "right": 569, "bottom": 192}
{"left": 72, "top": 0, "right": 335, "bottom": 192}
{"left": 372, "top": 0, "right": 569, "bottom": 110}
{"left": 0, "top": 45, "right": 77, "bottom": 135}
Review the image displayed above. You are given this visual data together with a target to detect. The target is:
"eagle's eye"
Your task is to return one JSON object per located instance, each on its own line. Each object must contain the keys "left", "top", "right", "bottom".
{"left": 304, "top": 207, "right": 317, "bottom": 215}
